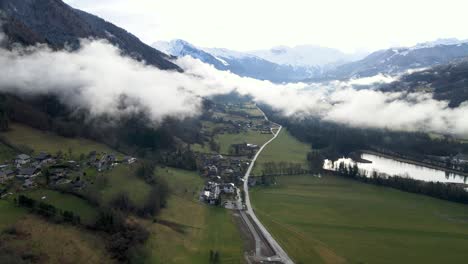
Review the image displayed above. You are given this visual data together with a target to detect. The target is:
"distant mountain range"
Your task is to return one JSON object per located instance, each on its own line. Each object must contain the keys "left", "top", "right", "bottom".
{"left": 3, "top": 0, "right": 468, "bottom": 93}
{"left": 250, "top": 45, "right": 367, "bottom": 67}
{"left": 153, "top": 39, "right": 323, "bottom": 83}
{"left": 0, "top": 0, "right": 180, "bottom": 71}
{"left": 321, "top": 39, "right": 468, "bottom": 80}
{"left": 154, "top": 38, "right": 468, "bottom": 85}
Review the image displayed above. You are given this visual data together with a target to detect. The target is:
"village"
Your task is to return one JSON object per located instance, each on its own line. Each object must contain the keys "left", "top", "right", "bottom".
{"left": 197, "top": 152, "right": 249, "bottom": 208}
{"left": 0, "top": 150, "right": 136, "bottom": 198}
{"left": 195, "top": 102, "right": 275, "bottom": 209}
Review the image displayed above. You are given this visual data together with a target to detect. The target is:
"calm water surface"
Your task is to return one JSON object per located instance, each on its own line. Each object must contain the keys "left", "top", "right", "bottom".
{"left": 324, "top": 153, "right": 467, "bottom": 184}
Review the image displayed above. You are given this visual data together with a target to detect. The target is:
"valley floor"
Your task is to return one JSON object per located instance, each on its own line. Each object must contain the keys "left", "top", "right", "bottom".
{"left": 249, "top": 125, "right": 468, "bottom": 264}
{"left": 136, "top": 167, "right": 244, "bottom": 264}
{"left": 251, "top": 174, "right": 468, "bottom": 264}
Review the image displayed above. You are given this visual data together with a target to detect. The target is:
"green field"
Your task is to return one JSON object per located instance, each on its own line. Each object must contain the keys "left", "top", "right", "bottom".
{"left": 99, "top": 164, "right": 151, "bottom": 206}
{"left": 0, "top": 200, "right": 26, "bottom": 230}
{"left": 137, "top": 167, "right": 244, "bottom": 264}
{"left": 25, "top": 189, "right": 98, "bottom": 224}
{"left": 216, "top": 130, "right": 272, "bottom": 154}
{"left": 252, "top": 128, "right": 310, "bottom": 174}
{"left": 251, "top": 174, "right": 468, "bottom": 264}
{"left": 1, "top": 123, "right": 120, "bottom": 158}
{"left": 0, "top": 142, "right": 16, "bottom": 162}
{"left": 0, "top": 215, "right": 112, "bottom": 264}
{"left": 191, "top": 143, "right": 214, "bottom": 154}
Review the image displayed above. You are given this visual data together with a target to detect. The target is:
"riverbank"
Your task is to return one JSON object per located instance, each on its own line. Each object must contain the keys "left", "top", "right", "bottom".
{"left": 360, "top": 150, "right": 468, "bottom": 178}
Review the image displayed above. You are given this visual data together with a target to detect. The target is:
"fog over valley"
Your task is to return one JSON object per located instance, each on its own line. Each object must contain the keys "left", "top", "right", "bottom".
{"left": 2, "top": 1, "right": 468, "bottom": 263}
{"left": 2, "top": 33, "right": 468, "bottom": 137}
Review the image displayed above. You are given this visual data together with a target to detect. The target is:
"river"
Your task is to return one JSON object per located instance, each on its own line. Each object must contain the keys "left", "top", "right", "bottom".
{"left": 324, "top": 153, "right": 468, "bottom": 184}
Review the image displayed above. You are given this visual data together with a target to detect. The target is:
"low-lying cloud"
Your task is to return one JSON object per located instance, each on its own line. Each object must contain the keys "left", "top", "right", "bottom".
{"left": 1, "top": 36, "right": 468, "bottom": 137}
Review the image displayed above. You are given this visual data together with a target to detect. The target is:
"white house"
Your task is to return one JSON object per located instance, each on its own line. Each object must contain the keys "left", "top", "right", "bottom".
{"left": 15, "top": 154, "right": 31, "bottom": 166}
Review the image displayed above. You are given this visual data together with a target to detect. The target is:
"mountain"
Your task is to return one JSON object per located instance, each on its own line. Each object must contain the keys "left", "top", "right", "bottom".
{"left": 381, "top": 58, "right": 468, "bottom": 107}
{"left": 154, "top": 39, "right": 232, "bottom": 70}
{"left": 0, "top": 0, "right": 180, "bottom": 71}
{"left": 323, "top": 39, "right": 468, "bottom": 80}
{"left": 153, "top": 39, "right": 320, "bottom": 83}
{"left": 250, "top": 45, "right": 366, "bottom": 67}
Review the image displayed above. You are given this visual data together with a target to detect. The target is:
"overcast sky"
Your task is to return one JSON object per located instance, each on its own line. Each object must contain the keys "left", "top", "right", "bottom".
{"left": 64, "top": 0, "right": 468, "bottom": 53}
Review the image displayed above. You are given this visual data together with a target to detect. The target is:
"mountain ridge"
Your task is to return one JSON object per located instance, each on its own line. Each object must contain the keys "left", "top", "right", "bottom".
{"left": 0, "top": 0, "right": 180, "bottom": 71}
{"left": 320, "top": 40, "right": 468, "bottom": 80}
{"left": 153, "top": 39, "right": 321, "bottom": 83}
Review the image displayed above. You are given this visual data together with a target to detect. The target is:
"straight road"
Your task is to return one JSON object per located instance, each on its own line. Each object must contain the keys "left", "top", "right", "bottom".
{"left": 242, "top": 107, "right": 294, "bottom": 264}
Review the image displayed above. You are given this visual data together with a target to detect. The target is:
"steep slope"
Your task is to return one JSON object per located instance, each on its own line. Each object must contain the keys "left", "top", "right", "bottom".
{"left": 382, "top": 58, "right": 468, "bottom": 107}
{"left": 324, "top": 39, "right": 468, "bottom": 80}
{"left": 0, "top": 0, "right": 180, "bottom": 71}
{"left": 154, "top": 39, "right": 320, "bottom": 83}
{"left": 154, "top": 39, "right": 231, "bottom": 70}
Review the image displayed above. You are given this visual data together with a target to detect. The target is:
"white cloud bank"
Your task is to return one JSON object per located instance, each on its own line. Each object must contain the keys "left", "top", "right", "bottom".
{"left": 1, "top": 38, "right": 468, "bottom": 137}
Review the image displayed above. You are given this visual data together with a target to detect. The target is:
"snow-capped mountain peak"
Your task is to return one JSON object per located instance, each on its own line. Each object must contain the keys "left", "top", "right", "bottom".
{"left": 411, "top": 38, "right": 468, "bottom": 50}
{"left": 151, "top": 39, "right": 322, "bottom": 82}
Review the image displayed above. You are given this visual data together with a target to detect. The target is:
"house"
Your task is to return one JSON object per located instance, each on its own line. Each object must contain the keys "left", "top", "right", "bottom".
{"left": 35, "top": 152, "right": 51, "bottom": 162}
{"left": 205, "top": 165, "right": 218, "bottom": 177}
{"left": 88, "top": 150, "right": 97, "bottom": 159}
{"left": 212, "top": 154, "right": 224, "bottom": 161}
{"left": 22, "top": 179, "right": 35, "bottom": 189}
{"left": 201, "top": 182, "right": 221, "bottom": 205}
{"left": 17, "top": 167, "right": 40, "bottom": 178}
{"left": 231, "top": 143, "right": 259, "bottom": 156}
{"left": 0, "top": 169, "right": 15, "bottom": 183}
{"left": 122, "top": 156, "right": 137, "bottom": 164}
{"left": 15, "top": 154, "right": 31, "bottom": 166}
{"left": 96, "top": 153, "right": 117, "bottom": 171}
{"left": 50, "top": 168, "right": 66, "bottom": 177}
{"left": 454, "top": 154, "right": 468, "bottom": 164}
{"left": 222, "top": 183, "right": 236, "bottom": 194}
{"left": 222, "top": 168, "right": 234, "bottom": 177}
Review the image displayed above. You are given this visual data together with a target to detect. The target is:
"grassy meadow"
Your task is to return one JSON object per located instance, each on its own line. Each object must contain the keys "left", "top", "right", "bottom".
{"left": 136, "top": 167, "right": 244, "bottom": 264}
{"left": 25, "top": 189, "right": 98, "bottom": 224}
{"left": 99, "top": 164, "right": 152, "bottom": 207}
{"left": 1, "top": 123, "right": 120, "bottom": 158}
{"left": 0, "top": 215, "right": 112, "bottom": 264}
{"left": 0, "top": 142, "right": 16, "bottom": 162}
{"left": 0, "top": 200, "right": 27, "bottom": 230}
{"left": 251, "top": 174, "right": 468, "bottom": 264}
{"left": 252, "top": 128, "right": 310, "bottom": 174}
{"left": 216, "top": 130, "right": 272, "bottom": 155}
{"left": 250, "top": 126, "right": 468, "bottom": 263}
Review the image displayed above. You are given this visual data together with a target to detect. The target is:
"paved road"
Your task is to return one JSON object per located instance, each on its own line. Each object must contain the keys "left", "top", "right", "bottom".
{"left": 242, "top": 108, "right": 294, "bottom": 264}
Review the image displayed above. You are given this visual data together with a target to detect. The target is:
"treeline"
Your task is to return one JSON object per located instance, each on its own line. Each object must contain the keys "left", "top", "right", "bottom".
{"left": 15, "top": 194, "right": 151, "bottom": 262}
{"left": 158, "top": 148, "right": 197, "bottom": 170}
{"left": 335, "top": 162, "right": 468, "bottom": 204}
{"left": 260, "top": 103, "right": 468, "bottom": 161}
{"left": 0, "top": 93, "right": 205, "bottom": 162}
{"left": 92, "top": 209, "right": 149, "bottom": 261}
{"left": 259, "top": 161, "right": 309, "bottom": 176}
{"left": 16, "top": 195, "right": 81, "bottom": 224}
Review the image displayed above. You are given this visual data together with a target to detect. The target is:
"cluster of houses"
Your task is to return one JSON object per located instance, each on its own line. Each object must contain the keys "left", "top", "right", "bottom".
{"left": 0, "top": 150, "right": 137, "bottom": 193}
{"left": 0, "top": 152, "right": 54, "bottom": 189}
{"left": 198, "top": 153, "right": 248, "bottom": 206}
{"left": 423, "top": 153, "right": 468, "bottom": 173}
{"left": 231, "top": 143, "right": 259, "bottom": 156}
{"left": 200, "top": 181, "right": 237, "bottom": 205}
{"left": 198, "top": 154, "right": 250, "bottom": 182}
{"left": 453, "top": 154, "right": 468, "bottom": 165}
